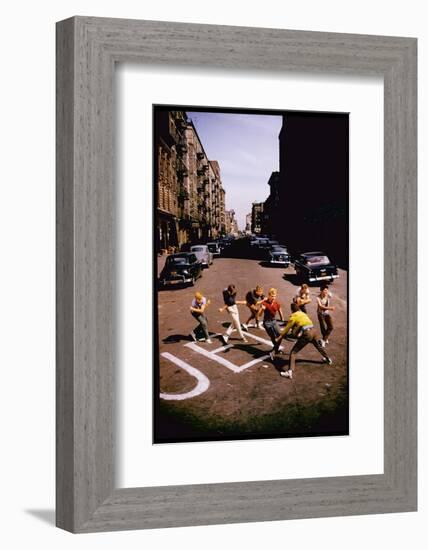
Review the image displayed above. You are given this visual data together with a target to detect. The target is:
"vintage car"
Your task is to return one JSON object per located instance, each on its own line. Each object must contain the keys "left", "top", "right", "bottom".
{"left": 250, "top": 237, "right": 270, "bottom": 248}
{"left": 159, "top": 253, "right": 202, "bottom": 287}
{"left": 219, "top": 237, "right": 233, "bottom": 248}
{"left": 294, "top": 251, "right": 339, "bottom": 283}
{"left": 207, "top": 241, "right": 221, "bottom": 257}
{"left": 266, "top": 245, "right": 290, "bottom": 267}
{"left": 190, "top": 244, "right": 213, "bottom": 267}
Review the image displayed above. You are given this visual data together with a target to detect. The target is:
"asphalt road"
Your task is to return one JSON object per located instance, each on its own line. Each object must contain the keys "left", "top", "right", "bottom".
{"left": 155, "top": 249, "right": 348, "bottom": 442}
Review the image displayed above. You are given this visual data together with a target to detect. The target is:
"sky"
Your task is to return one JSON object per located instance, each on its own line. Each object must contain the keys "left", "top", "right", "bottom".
{"left": 187, "top": 111, "right": 282, "bottom": 231}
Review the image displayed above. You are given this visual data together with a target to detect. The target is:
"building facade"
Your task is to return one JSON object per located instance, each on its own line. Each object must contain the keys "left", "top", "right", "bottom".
{"left": 276, "top": 113, "right": 349, "bottom": 266}
{"left": 251, "top": 201, "right": 264, "bottom": 234}
{"left": 155, "top": 110, "right": 226, "bottom": 252}
{"left": 260, "top": 171, "right": 280, "bottom": 237}
{"left": 245, "top": 213, "right": 252, "bottom": 234}
{"left": 225, "top": 209, "right": 239, "bottom": 236}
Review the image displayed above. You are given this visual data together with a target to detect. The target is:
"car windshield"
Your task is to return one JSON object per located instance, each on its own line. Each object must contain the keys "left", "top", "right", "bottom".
{"left": 167, "top": 256, "right": 188, "bottom": 265}
{"left": 306, "top": 255, "right": 330, "bottom": 266}
{"left": 272, "top": 246, "right": 287, "bottom": 252}
{"left": 192, "top": 247, "right": 204, "bottom": 252}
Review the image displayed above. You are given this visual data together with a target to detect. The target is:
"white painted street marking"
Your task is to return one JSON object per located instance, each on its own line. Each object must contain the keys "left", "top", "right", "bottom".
{"left": 160, "top": 328, "right": 287, "bottom": 392}
{"left": 212, "top": 344, "right": 234, "bottom": 354}
{"left": 239, "top": 354, "right": 271, "bottom": 370}
{"left": 242, "top": 330, "right": 285, "bottom": 351}
{"left": 160, "top": 352, "right": 210, "bottom": 400}
{"left": 185, "top": 329, "right": 285, "bottom": 373}
{"left": 216, "top": 326, "right": 284, "bottom": 350}
{"left": 185, "top": 341, "right": 242, "bottom": 373}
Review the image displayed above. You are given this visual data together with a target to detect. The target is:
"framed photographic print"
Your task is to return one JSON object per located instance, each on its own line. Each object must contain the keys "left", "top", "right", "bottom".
{"left": 56, "top": 17, "right": 417, "bottom": 532}
{"left": 152, "top": 105, "right": 349, "bottom": 444}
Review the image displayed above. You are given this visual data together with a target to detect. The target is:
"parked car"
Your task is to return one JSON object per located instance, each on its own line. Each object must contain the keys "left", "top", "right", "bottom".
{"left": 190, "top": 244, "right": 213, "bottom": 267}
{"left": 266, "top": 245, "right": 290, "bottom": 267}
{"left": 159, "top": 253, "right": 202, "bottom": 287}
{"left": 294, "top": 251, "right": 339, "bottom": 283}
{"left": 218, "top": 238, "right": 232, "bottom": 250}
{"left": 249, "top": 238, "right": 260, "bottom": 247}
{"left": 207, "top": 242, "right": 221, "bottom": 257}
{"left": 258, "top": 238, "right": 271, "bottom": 249}
{"left": 250, "top": 237, "right": 269, "bottom": 248}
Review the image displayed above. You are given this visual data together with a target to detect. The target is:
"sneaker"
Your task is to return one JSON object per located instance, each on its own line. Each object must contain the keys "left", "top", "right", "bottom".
{"left": 221, "top": 334, "right": 229, "bottom": 344}
{"left": 325, "top": 339, "right": 329, "bottom": 345}
{"left": 256, "top": 323, "right": 263, "bottom": 329}
{"left": 242, "top": 323, "right": 248, "bottom": 331}
{"left": 280, "top": 369, "right": 293, "bottom": 379}
{"left": 323, "top": 356, "right": 333, "bottom": 365}
{"left": 205, "top": 339, "right": 213, "bottom": 344}
{"left": 318, "top": 339, "right": 326, "bottom": 348}
{"left": 190, "top": 331, "right": 196, "bottom": 342}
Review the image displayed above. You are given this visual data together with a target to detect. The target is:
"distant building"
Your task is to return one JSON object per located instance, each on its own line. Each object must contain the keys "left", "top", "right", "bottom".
{"left": 251, "top": 201, "right": 264, "bottom": 234}
{"left": 210, "top": 160, "right": 225, "bottom": 238}
{"left": 225, "top": 209, "right": 238, "bottom": 236}
{"left": 245, "top": 213, "right": 252, "bottom": 234}
{"left": 183, "top": 122, "right": 226, "bottom": 244}
{"left": 219, "top": 187, "right": 226, "bottom": 235}
{"left": 260, "top": 171, "right": 280, "bottom": 237}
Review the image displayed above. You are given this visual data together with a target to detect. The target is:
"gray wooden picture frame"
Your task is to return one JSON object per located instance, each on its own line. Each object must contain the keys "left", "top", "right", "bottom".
{"left": 56, "top": 16, "right": 417, "bottom": 533}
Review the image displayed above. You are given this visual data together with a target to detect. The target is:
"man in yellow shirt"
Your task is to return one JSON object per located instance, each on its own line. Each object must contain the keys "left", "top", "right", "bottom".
{"left": 271, "top": 303, "right": 332, "bottom": 379}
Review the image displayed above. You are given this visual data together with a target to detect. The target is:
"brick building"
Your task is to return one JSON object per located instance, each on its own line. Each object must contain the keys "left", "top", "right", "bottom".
{"left": 155, "top": 110, "right": 226, "bottom": 251}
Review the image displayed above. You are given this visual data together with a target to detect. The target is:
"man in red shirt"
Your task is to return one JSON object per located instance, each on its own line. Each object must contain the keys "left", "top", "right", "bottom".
{"left": 261, "top": 288, "right": 284, "bottom": 352}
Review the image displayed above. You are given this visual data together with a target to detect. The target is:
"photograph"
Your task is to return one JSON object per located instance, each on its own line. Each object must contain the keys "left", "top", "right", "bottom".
{"left": 153, "top": 104, "right": 349, "bottom": 443}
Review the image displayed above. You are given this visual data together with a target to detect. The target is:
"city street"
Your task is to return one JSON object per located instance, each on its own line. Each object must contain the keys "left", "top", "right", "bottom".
{"left": 155, "top": 241, "right": 348, "bottom": 442}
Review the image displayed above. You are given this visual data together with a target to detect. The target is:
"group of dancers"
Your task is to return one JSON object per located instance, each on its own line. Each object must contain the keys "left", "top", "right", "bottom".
{"left": 189, "top": 283, "right": 335, "bottom": 379}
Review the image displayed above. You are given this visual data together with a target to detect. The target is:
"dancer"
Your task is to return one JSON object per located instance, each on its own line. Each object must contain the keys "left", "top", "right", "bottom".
{"left": 273, "top": 303, "right": 332, "bottom": 379}
{"left": 243, "top": 285, "right": 265, "bottom": 330}
{"left": 292, "top": 283, "right": 311, "bottom": 313}
{"left": 317, "top": 284, "right": 335, "bottom": 347}
{"left": 219, "top": 285, "right": 248, "bottom": 344}
{"left": 189, "top": 291, "right": 212, "bottom": 344}
{"left": 261, "top": 288, "right": 284, "bottom": 349}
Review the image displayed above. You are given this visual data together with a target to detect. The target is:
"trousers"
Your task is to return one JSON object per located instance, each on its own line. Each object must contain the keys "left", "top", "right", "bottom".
{"left": 225, "top": 304, "right": 245, "bottom": 339}
{"left": 317, "top": 313, "right": 333, "bottom": 340}
{"left": 289, "top": 328, "right": 329, "bottom": 371}
{"left": 191, "top": 312, "right": 209, "bottom": 340}
{"left": 263, "top": 319, "right": 281, "bottom": 346}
